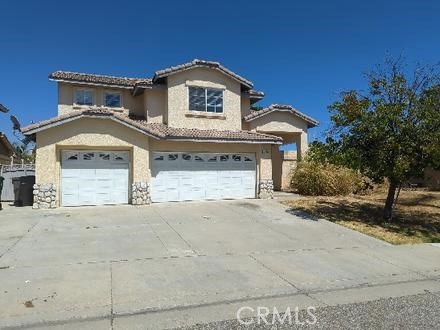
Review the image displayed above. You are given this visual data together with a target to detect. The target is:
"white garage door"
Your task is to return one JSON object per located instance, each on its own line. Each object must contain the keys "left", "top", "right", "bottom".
{"left": 61, "top": 151, "right": 129, "bottom": 206}
{"left": 150, "top": 152, "right": 256, "bottom": 202}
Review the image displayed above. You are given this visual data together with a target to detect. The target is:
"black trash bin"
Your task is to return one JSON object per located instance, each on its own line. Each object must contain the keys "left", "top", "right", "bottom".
{"left": 12, "top": 176, "right": 35, "bottom": 207}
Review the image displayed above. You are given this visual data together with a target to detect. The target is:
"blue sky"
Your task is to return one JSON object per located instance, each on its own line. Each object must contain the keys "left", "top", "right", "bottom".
{"left": 1, "top": 0, "right": 439, "bottom": 145}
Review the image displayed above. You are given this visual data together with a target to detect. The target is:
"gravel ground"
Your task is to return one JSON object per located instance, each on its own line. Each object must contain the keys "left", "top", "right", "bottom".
{"left": 176, "top": 292, "right": 440, "bottom": 330}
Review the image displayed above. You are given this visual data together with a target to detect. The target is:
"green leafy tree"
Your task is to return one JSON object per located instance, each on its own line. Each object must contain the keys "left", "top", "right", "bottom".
{"left": 12, "top": 142, "right": 35, "bottom": 163}
{"left": 326, "top": 58, "right": 440, "bottom": 220}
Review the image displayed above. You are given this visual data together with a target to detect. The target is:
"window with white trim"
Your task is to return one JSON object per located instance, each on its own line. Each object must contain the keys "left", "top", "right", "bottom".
{"left": 104, "top": 92, "right": 121, "bottom": 108}
{"left": 189, "top": 87, "right": 223, "bottom": 113}
{"left": 74, "top": 89, "right": 93, "bottom": 106}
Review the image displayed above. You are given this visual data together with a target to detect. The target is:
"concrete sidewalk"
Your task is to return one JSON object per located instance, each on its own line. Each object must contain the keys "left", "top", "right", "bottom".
{"left": 0, "top": 200, "right": 439, "bottom": 329}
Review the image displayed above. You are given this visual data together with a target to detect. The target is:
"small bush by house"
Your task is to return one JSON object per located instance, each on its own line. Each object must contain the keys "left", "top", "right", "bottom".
{"left": 290, "top": 161, "right": 364, "bottom": 196}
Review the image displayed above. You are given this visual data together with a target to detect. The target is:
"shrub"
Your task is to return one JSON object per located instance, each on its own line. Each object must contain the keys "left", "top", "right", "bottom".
{"left": 290, "top": 161, "right": 364, "bottom": 196}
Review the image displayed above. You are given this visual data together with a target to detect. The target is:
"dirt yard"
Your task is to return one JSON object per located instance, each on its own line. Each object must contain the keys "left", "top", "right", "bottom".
{"left": 283, "top": 189, "right": 440, "bottom": 245}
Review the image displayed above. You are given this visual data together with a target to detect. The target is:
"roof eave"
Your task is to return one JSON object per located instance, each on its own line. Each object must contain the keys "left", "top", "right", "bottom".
{"left": 153, "top": 63, "right": 254, "bottom": 89}
{"left": 244, "top": 108, "right": 319, "bottom": 128}
{"left": 49, "top": 78, "right": 135, "bottom": 90}
{"left": 21, "top": 114, "right": 162, "bottom": 140}
{"left": 163, "top": 136, "right": 282, "bottom": 145}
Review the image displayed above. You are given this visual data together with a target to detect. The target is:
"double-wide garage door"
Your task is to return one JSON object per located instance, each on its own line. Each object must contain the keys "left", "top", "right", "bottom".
{"left": 150, "top": 152, "right": 256, "bottom": 202}
{"left": 61, "top": 150, "right": 256, "bottom": 206}
{"left": 61, "top": 151, "right": 129, "bottom": 206}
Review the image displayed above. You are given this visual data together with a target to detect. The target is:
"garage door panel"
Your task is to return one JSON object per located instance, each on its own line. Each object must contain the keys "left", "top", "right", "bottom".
{"left": 151, "top": 152, "right": 256, "bottom": 203}
{"left": 61, "top": 151, "right": 129, "bottom": 206}
{"left": 112, "top": 191, "right": 128, "bottom": 203}
{"left": 95, "top": 181, "right": 113, "bottom": 190}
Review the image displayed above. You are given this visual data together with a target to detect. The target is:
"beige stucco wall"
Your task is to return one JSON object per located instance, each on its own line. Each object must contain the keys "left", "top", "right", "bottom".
{"left": 35, "top": 118, "right": 150, "bottom": 205}
{"left": 271, "top": 146, "right": 282, "bottom": 190}
{"left": 248, "top": 112, "right": 308, "bottom": 133}
{"left": 57, "top": 82, "right": 144, "bottom": 116}
{"left": 241, "top": 97, "right": 251, "bottom": 118}
{"left": 144, "top": 87, "right": 167, "bottom": 123}
{"left": 248, "top": 112, "right": 309, "bottom": 158}
{"left": 166, "top": 68, "right": 242, "bottom": 130}
{"left": 281, "top": 151, "right": 297, "bottom": 191}
{"left": 259, "top": 144, "right": 272, "bottom": 180}
{"left": 271, "top": 148, "right": 298, "bottom": 191}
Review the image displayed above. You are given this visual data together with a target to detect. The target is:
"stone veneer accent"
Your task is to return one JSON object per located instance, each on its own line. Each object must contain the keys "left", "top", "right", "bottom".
{"left": 132, "top": 182, "right": 150, "bottom": 205}
{"left": 258, "top": 179, "right": 274, "bottom": 199}
{"left": 33, "top": 183, "right": 56, "bottom": 209}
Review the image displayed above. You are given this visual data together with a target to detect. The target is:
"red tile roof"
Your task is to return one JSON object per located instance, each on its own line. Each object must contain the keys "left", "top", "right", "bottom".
{"left": 22, "top": 109, "right": 282, "bottom": 144}
{"left": 147, "top": 122, "right": 282, "bottom": 143}
{"left": 49, "top": 71, "right": 153, "bottom": 89}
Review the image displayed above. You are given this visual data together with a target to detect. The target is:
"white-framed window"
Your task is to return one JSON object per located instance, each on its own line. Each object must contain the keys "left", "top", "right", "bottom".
{"left": 189, "top": 87, "right": 223, "bottom": 113}
{"left": 104, "top": 91, "right": 122, "bottom": 108}
{"left": 74, "top": 89, "right": 94, "bottom": 106}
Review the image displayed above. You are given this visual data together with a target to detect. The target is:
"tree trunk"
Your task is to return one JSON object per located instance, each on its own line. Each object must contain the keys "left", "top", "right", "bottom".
{"left": 383, "top": 180, "right": 398, "bottom": 221}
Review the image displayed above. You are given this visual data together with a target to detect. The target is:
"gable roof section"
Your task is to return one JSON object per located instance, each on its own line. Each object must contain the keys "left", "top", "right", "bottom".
{"left": 243, "top": 104, "right": 319, "bottom": 128}
{"left": 21, "top": 109, "right": 282, "bottom": 144}
{"left": 21, "top": 109, "right": 161, "bottom": 139}
{"left": 49, "top": 71, "right": 153, "bottom": 89}
{"left": 0, "top": 133, "right": 15, "bottom": 156}
{"left": 153, "top": 59, "right": 254, "bottom": 89}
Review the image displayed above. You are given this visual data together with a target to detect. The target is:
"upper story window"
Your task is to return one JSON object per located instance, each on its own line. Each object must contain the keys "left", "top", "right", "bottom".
{"left": 74, "top": 89, "right": 93, "bottom": 106}
{"left": 104, "top": 92, "right": 122, "bottom": 108}
{"left": 189, "top": 87, "right": 223, "bottom": 113}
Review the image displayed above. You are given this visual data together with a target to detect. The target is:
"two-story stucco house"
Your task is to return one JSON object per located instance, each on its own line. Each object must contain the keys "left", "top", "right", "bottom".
{"left": 22, "top": 59, "right": 318, "bottom": 208}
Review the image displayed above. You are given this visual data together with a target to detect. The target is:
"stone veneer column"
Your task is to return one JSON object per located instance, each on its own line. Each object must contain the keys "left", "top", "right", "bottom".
{"left": 131, "top": 182, "right": 151, "bottom": 205}
{"left": 33, "top": 184, "right": 57, "bottom": 209}
{"left": 258, "top": 179, "right": 274, "bottom": 199}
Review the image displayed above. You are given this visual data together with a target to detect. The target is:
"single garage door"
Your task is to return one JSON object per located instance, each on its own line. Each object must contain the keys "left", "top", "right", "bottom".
{"left": 150, "top": 152, "right": 256, "bottom": 202}
{"left": 61, "top": 150, "right": 129, "bottom": 206}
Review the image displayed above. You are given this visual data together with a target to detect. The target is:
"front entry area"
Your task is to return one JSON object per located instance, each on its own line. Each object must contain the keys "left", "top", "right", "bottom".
{"left": 150, "top": 152, "right": 256, "bottom": 202}
{"left": 61, "top": 150, "right": 129, "bottom": 206}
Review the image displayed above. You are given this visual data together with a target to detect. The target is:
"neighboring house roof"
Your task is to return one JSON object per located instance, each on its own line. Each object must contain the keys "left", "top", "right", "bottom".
{"left": 243, "top": 104, "right": 319, "bottom": 128}
{"left": 153, "top": 59, "right": 254, "bottom": 89}
{"left": 0, "top": 133, "right": 15, "bottom": 156}
{"left": 49, "top": 71, "right": 153, "bottom": 89}
{"left": 21, "top": 109, "right": 282, "bottom": 144}
{"left": 0, "top": 104, "right": 9, "bottom": 113}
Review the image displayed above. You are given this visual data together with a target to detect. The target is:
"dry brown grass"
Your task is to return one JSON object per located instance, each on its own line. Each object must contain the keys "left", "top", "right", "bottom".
{"left": 283, "top": 188, "right": 440, "bottom": 245}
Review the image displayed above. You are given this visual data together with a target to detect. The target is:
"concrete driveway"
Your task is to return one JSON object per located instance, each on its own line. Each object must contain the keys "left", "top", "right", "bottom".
{"left": 0, "top": 200, "right": 439, "bottom": 329}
